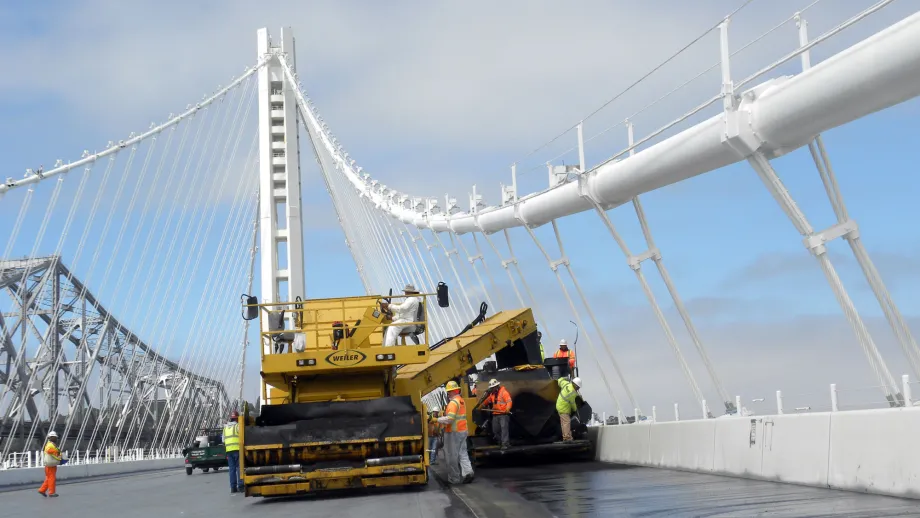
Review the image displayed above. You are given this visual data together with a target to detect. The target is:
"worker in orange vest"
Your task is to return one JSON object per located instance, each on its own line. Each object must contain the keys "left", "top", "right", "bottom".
{"left": 39, "top": 431, "right": 66, "bottom": 497}
{"left": 482, "top": 378, "right": 513, "bottom": 450}
{"left": 437, "top": 381, "right": 474, "bottom": 484}
{"left": 554, "top": 339, "right": 576, "bottom": 370}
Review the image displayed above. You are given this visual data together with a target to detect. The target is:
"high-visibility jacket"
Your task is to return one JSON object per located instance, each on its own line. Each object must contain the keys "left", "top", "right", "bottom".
{"left": 443, "top": 396, "right": 468, "bottom": 433}
{"left": 43, "top": 441, "right": 62, "bottom": 467}
{"left": 556, "top": 378, "right": 579, "bottom": 415}
{"left": 554, "top": 348, "right": 576, "bottom": 369}
{"left": 539, "top": 342, "right": 545, "bottom": 361}
{"left": 223, "top": 422, "right": 240, "bottom": 452}
{"left": 484, "top": 386, "right": 513, "bottom": 415}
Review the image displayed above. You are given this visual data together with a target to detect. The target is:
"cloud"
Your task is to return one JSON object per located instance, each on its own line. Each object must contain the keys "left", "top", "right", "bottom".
{"left": 4, "top": 0, "right": 915, "bottom": 203}
{"left": 720, "top": 248, "right": 920, "bottom": 297}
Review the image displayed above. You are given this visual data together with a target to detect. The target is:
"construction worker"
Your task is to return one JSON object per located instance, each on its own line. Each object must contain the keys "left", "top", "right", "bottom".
{"left": 38, "top": 431, "right": 65, "bottom": 497}
{"left": 428, "top": 410, "right": 442, "bottom": 464}
{"left": 381, "top": 284, "right": 421, "bottom": 346}
{"left": 554, "top": 339, "right": 576, "bottom": 370}
{"left": 437, "top": 381, "right": 474, "bottom": 484}
{"left": 223, "top": 410, "right": 243, "bottom": 494}
{"left": 482, "top": 378, "right": 513, "bottom": 450}
{"left": 556, "top": 377, "right": 582, "bottom": 442}
{"left": 537, "top": 331, "right": 545, "bottom": 361}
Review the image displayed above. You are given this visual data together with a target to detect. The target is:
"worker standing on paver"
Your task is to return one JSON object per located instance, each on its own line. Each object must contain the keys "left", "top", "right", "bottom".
{"left": 223, "top": 410, "right": 243, "bottom": 494}
{"left": 554, "top": 339, "right": 576, "bottom": 370}
{"left": 38, "top": 431, "right": 65, "bottom": 497}
{"left": 437, "top": 381, "right": 474, "bottom": 484}
{"left": 381, "top": 284, "right": 421, "bottom": 346}
{"left": 482, "top": 378, "right": 513, "bottom": 450}
{"left": 556, "top": 377, "right": 582, "bottom": 442}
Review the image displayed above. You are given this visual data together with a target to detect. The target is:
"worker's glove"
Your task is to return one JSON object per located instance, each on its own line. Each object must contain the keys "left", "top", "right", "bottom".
{"left": 437, "top": 416, "right": 452, "bottom": 425}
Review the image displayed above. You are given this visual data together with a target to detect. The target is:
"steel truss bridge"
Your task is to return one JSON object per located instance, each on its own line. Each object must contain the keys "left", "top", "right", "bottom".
{"left": 0, "top": 256, "right": 229, "bottom": 457}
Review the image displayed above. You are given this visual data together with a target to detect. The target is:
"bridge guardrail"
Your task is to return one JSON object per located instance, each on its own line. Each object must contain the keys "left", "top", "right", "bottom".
{"left": 1, "top": 448, "right": 181, "bottom": 471}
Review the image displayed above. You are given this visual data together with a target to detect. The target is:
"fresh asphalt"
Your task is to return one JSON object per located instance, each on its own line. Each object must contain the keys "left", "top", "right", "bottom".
{"left": 5, "top": 460, "right": 918, "bottom": 517}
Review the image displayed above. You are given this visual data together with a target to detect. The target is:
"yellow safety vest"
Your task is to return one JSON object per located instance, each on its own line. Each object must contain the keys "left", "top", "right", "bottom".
{"left": 556, "top": 378, "right": 578, "bottom": 415}
{"left": 43, "top": 441, "right": 62, "bottom": 467}
{"left": 223, "top": 423, "right": 240, "bottom": 452}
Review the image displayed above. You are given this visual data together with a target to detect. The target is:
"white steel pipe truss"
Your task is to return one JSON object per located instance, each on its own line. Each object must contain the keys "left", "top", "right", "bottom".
{"left": 274, "top": 7, "right": 920, "bottom": 409}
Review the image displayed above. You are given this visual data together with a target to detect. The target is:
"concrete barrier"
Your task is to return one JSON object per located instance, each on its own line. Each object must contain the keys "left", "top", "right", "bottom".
{"left": 593, "top": 406, "right": 920, "bottom": 499}
{"left": 0, "top": 458, "right": 184, "bottom": 489}
{"left": 827, "top": 407, "right": 920, "bottom": 498}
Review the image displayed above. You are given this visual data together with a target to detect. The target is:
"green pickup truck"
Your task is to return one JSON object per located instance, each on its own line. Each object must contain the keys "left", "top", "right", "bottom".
{"left": 182, "top": 428, "right": 228, "bottom": 475}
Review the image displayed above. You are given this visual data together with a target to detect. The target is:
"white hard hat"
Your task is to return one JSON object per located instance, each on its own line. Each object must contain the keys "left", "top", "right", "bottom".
{"left": 47, "top": 431, "right": 58, "bottom": 438}
{"left": 488, "top": 378, "right": 500, "bottom": 389}
{"left": 559, "top": 339, "right": 568, "bottom": 346}
{"left": 572, "top": 377, "right": 582, "bottom": 388}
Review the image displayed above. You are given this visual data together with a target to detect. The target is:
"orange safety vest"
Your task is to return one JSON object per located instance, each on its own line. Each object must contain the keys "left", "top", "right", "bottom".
{"left": 444, "top": 396, "right": 468, "bottom": 433}
{"left": 484, "top": 386, "right": 513, "bottom": 415}
{"left": 554, "top": 348, "right": 576, "bottom": 369}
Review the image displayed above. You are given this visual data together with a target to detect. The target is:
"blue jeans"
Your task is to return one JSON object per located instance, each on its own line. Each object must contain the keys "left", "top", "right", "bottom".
{"left": 227, "top": 451, "right": 243, "bottom": 491}
{"left": 428, "top": 436, "right": 439, "bottom": 463}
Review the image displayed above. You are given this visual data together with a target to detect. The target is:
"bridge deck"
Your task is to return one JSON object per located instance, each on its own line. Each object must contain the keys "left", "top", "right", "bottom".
{"left": 4, "top": 462, "right": 916, "bottom": 517}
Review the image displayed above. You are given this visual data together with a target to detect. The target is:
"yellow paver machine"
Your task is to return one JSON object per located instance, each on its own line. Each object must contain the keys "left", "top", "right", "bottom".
{"left": 237, "top": 287, "right": 538, "bottom": 497}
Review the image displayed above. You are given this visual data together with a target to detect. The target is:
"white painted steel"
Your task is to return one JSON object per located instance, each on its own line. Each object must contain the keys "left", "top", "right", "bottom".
{"left": 257, "top": 28, "right": 307, "bottom": 406}
{"left": 304, "top": 11, "right": 920, "bottom": 235}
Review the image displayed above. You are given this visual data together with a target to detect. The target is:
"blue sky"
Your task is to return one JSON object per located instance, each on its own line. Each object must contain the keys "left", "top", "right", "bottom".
{"left": 2, "top": 0, "right": 919, "bottom": 418}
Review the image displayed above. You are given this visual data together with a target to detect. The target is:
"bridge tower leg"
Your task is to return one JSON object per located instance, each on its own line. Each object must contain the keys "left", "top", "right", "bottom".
{"left": 256, "top": 28, "right": 307, "bottom": 406}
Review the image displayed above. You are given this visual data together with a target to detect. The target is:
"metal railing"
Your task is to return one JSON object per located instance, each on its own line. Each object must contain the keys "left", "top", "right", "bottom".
{"left": 1, "top": 447, "right": 181, "bottom": 470}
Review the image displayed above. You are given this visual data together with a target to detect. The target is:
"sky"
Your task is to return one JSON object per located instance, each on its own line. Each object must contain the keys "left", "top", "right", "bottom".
{"left": 2, "top": 0, "right": 920, "bottom": 420}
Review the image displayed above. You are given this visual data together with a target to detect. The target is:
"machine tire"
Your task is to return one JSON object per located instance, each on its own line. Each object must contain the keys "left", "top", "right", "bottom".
{"left": 213, "top": 466, "right": 219, "bottom": 471}
{"left": 203, "top": 468, "right": 210, "bottom": 473}
{"left": 186, "top": 467, "right": 193, "bottom": 475}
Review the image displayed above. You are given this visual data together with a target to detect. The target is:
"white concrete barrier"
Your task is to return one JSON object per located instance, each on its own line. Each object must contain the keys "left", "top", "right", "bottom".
{"left": 0, "top": 458, "right": 184, "bottom": 489}
{"left": 593, "top": 407, "right": 920, "bottom": 499}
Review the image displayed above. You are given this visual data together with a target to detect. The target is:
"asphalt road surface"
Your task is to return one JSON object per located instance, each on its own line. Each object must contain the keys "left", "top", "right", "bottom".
{"left": 478, "top": 462, "right": 920, "bottom": 517}
{"left": 5, "top": 462, "right": 919, "bottom": 517}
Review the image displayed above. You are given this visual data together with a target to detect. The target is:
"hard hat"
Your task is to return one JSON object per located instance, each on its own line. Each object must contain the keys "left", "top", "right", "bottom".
{"left": 488, "top": 378, "right": 500, "bottom": 389}
{"left": 559, "top": 339, "right": 568, "bottom": 347}
{"left": 572, "top": 377, "right": 582, "bottom": 388}
{"left": 47, "top": 431, "right": 58, "bottom": 438}
{"left": 445, "top": 380, "right": 460, "bottom": 392}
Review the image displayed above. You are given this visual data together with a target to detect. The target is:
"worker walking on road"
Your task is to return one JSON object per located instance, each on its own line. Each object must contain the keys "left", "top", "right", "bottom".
{"left": 482, "top": 379, "right": 513, "bottom": 450}
{"left": 223, "top": 410, "right": 244, "bottom": 494}
{"left": 437, "top": 381, "right": 474, "bottom": 484}
{"left": 556, "top": 377, "right": 582, "bottom": 442}
{"left": 554, "top": 339, "right": 576, "bottom": 370}
{"left": 38, "top": 431, "right": 65, "bottom": 497}
{"left": 382, "top": 284, "right": 421, "bottom": 346}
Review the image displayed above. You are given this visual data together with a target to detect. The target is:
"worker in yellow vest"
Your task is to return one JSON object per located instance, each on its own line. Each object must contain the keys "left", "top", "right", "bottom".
{"left": 437, "top": 381, "right": 474, "bottom": 484}
{"left": 38, "top": 431, "right": 65, "bottom": 497}
{"left": 556, "top": 377, "right": 582, "bottom": 441}
{"left": 222, "top": 410, "right": 243, "bottom": 494}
